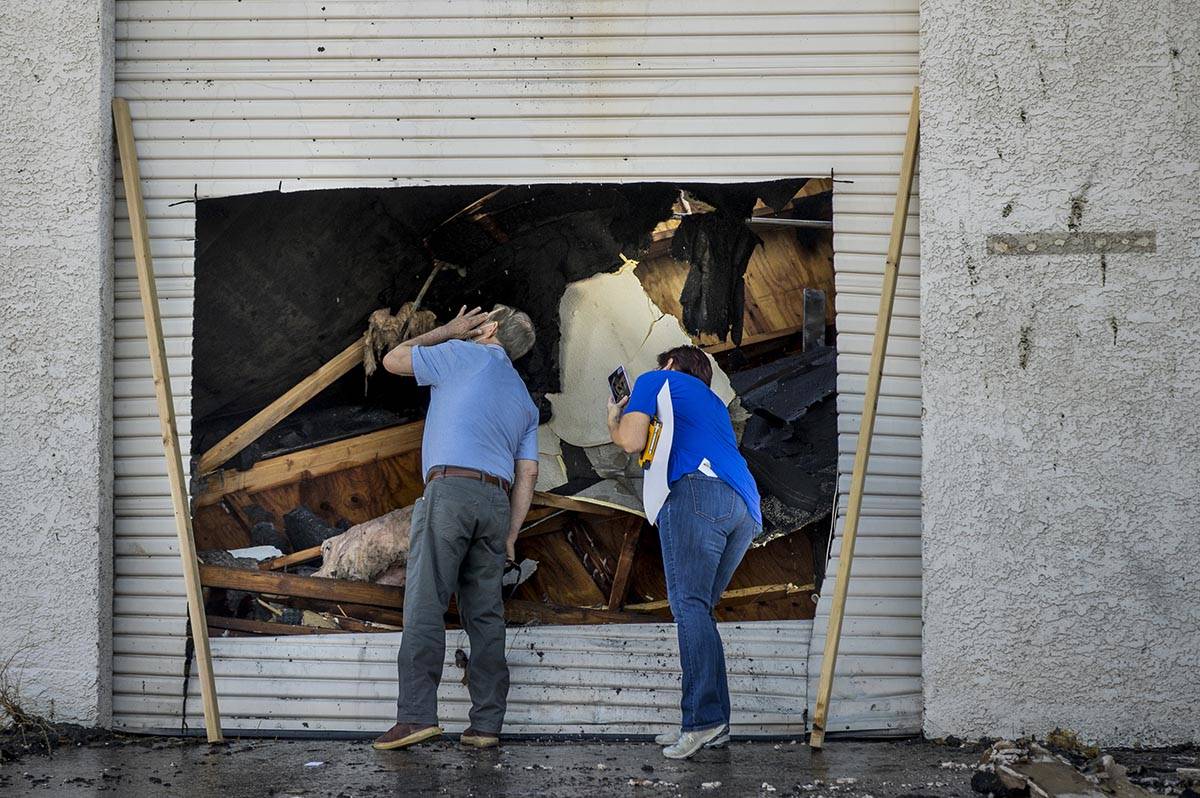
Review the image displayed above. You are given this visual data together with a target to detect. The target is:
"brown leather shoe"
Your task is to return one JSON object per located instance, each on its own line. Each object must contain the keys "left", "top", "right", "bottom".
{"left": 372, "top": 722, "right": 443, "bottom": 750}
{"left": 459, "top": 727, "right": 500, "bottom": 748}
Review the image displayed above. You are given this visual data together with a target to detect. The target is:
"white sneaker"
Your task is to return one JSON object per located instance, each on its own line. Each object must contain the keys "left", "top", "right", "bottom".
{"left": 655, "top": 726, "right": 730, "bottom": 747}
{"left": 662, "top": 725, "right": 728, "bottom": 759}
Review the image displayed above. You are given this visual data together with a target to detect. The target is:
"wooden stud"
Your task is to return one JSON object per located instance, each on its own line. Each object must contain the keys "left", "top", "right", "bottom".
{"left": 275, "top": 596, "right": 407, "bottom": 628}
{"left": 194, "top": 338, "right": 367, "bottom": 475}
{"left": 531, "top": 492, "right": 623, "bottom": 517}
{"left": 220, "top": 491, "right": 256, "bottom": 531}
{"left": 192, "top": 421, "right": 425, "bottom": 508}
{"left": 207, "top": 616, "right": 348, "bottom": 636}
{"left": 330, "top": 615, "right": 402, "bottom": 633}
{"left": 112, "top": 98, "right": 224, "bottom": 743}
{"left": 624, "top": 582, "right": 815, "bottom": 613}
{"left": 517, "top": 510, "right": 572, "bottom": 540}
{"left": 564, "top": 517, "right": 614, "bottom": 598}
{"left": 258, "top": 545, "right": 323, "bottom": 571}
{"left": 606, "top": 518, "right": 643, "bottom": 610}
{"left": 504, "top": 599, "right": 656, "bottom": 626}
{"left": 809, "top": 86, "right": 920, "bottom": 750}
{"left": 199, "top": 564, "right": 406, "bottom": 609}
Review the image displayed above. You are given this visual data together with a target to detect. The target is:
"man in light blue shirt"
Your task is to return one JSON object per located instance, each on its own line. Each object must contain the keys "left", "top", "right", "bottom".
{"left": 371, "top": 305, "right": 539, "bottom": 752}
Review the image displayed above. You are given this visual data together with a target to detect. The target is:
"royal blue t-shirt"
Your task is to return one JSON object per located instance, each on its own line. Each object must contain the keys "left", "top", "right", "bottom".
{"left": 412, "top": 340, "right": 539, "bottom": 483}
{"left": 624, "top": 369, "right": 762, "bottom": 525}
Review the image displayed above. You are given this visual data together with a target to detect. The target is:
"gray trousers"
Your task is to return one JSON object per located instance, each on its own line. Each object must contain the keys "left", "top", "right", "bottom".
{"left": 396, "top": 476, "right": 511, "bottom": 732}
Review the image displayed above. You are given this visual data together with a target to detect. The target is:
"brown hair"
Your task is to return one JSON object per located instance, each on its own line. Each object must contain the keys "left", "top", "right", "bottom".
{"left": 657, "top": 345, "right": 713, "bottom": 387}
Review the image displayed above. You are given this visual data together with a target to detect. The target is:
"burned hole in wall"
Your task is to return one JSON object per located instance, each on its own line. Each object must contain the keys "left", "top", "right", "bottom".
{"left": 187, "top": 180, "right": 838, "bottom": 635}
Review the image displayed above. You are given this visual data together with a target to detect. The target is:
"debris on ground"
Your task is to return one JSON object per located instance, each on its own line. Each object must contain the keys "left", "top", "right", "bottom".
{"left": 0, "top": 735, "right": 1193, "bottom": 797}
{"left": 1047, "top": 728, "right": 1102, "bottom": 760}
{"left": 0, "top": 722, "right": 111, "bottom": 764}
{"left": 972, "top": 739, "right": 1164, "bottom": 798}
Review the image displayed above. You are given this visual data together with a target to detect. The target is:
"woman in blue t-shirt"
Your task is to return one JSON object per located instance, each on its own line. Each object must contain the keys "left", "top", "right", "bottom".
{"left": 606, "top": 345, "right": 762, "bottom": 760}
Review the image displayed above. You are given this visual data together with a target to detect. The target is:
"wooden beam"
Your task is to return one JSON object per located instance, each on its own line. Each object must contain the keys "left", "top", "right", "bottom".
{"left": 564, "top": 518, "right": 614, "bottom": 598}
{"left": 275, "top": 596, "right": 407, "bottom": 628}
{"left": 195, "top": 338, "right": 367, "bottom": 474}
{"left": 606, "top": 518, "right": 643, "bottom": 610}
{"left": 504, "top": 599, "right": 657, "bottom": 626}
{"left": 522, "top": 506, "right": 558, "bottom": 524}
{"left": 330, "top": 615, "right": 402, "bottom": 633}
{"left": 220, "top": 490, "right": 259, "bottom": 534}
{"left": 624, "top": 582, "right": 815, "bottom": 613}
{"left": 192, "top": 421, "right": 424, "bottom": 508}
{"left": 259, "top": 545, "right": 323, "bottom": 571}
{"left": 208, "top": 616, "right": 347, "bottom": 636}
{"left": 531, "top": 492, "right": 624, "bottom": 517}
{"left": 517, "top": 510, "right": 572, "bottom": 541}
{"left": 270, "top": 586, "right": 649, "bottom": 627}
{"left": 199, "top": 564, "right": 406, "bottom": 609}
{"left": 809, "top": 86, "right": 920, "bottom": 751}
{"left": 112, "top": 98, "right": 223, "bottom": 744}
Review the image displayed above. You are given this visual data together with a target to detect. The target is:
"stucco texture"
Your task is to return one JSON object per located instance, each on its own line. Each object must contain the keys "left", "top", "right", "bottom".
{"left": 0, "top": 0, "right": 114, "bottom": 724}
{"left": 920, "top": 1, "right": 1200, "bottom": 744}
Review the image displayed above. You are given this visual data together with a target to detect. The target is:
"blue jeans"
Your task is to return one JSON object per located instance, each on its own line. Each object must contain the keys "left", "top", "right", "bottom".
{"left": 658, "top": 473, "right": 760, "bottom": 732}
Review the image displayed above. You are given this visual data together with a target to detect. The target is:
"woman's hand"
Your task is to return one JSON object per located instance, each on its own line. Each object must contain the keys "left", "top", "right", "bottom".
{"left": 608, "top": 395, "right": 651, "bottom": 453}
{"left": 606, "top": 395, "right": 628, "bottom": 432}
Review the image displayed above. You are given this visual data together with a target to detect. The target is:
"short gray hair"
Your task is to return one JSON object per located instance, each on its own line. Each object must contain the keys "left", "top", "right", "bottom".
{"left": 488, "top": 304, "right": 536, "bottom": 360}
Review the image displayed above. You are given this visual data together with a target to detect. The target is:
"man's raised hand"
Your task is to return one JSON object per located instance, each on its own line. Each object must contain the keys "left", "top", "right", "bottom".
{"left": 444, "top": 306, "right": 489, "bottom": 340}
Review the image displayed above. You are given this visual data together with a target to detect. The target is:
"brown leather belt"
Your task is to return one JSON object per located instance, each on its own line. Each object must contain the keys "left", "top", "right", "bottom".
{"left": 426, "top": 465, "right": 511, "bottom": 493}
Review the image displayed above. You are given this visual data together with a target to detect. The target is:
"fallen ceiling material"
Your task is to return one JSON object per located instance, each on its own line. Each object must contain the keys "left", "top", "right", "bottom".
{"left": 313, "top": 506, "right": 413, "bottom": 587}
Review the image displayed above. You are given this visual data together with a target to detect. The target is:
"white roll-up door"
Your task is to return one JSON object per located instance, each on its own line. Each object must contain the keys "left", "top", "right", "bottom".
{"left": 113, "top": 0, "right": 920, "bottom": 735}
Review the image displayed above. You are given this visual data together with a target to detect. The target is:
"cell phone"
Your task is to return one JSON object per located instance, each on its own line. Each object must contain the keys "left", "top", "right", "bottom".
{"left": 608, "top": 365, "right": 631, "bottom": 403}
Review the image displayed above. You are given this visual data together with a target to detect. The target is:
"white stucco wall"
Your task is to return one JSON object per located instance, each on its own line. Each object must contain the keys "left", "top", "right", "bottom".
{"left": 0, "top": 0, "right": 115, "bottom": 725}
{"left": 920, "top": 1, "right": 1200, "bottom": 745}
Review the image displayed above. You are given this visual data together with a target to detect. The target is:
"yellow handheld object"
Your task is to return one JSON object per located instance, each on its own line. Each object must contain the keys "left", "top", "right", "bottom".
{"left": 638, "top": 419, "right": 663, "bottom": 470}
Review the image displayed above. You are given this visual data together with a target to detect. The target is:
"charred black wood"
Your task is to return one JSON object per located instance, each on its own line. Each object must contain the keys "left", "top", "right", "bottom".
{"left": 283, "top": 505, "right": 342, "bottom": 551}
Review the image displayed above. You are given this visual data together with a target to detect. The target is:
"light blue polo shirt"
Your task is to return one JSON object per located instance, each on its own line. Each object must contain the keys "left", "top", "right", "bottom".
{"left": 412, "top": 340, "right": 539, "bottom": 483}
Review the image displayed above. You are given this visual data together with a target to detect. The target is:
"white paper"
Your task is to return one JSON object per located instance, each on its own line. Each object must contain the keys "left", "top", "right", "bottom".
{"left": 642, "top": 381, "right": 675, "bottom": 525}
{"left": 227, "top": 545, "right": 284, "bottom": 561}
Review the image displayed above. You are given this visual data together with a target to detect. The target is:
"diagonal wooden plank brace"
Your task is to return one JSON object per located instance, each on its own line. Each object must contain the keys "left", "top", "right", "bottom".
{"left": 112, "top": 98, "right": 224, "bottom": 743}
{"left": 808, "top": 86, "right": 920, "bottom": 750}
{"left": 194, "top": 338, "right": 366, "bottom": 475}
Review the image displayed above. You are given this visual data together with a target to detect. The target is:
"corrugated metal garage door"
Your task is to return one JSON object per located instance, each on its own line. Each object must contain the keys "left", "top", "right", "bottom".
{"left": 112, "top": 0, "right": 920, "bottom": 735}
